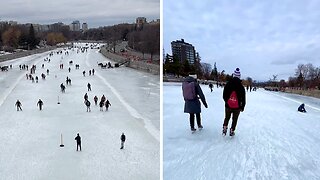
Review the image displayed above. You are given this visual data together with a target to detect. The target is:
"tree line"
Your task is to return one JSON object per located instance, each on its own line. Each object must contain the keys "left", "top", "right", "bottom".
{"left": 0, "top": 22, "right": 160, "bottom": 57}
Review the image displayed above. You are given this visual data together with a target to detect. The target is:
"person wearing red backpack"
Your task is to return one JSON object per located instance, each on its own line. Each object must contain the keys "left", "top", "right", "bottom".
{"left": 182, "top": 74, "right": 208, "bottom": 132}
{"left": 222, "top": 68, "right": 246, "bottom": 136}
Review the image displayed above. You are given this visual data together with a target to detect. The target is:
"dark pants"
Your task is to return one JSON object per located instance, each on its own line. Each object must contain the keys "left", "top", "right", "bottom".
{"left": 120, "top": 141, "right": 125, "bottom": 149}
{"left": 223, "top": 108, "right": 241, "bottom": 131}
{"left": 77, "top": 143, "right": 81, "bottom": 151}
{"left": 189, "top": 113, "right": 201, "bottom": 128}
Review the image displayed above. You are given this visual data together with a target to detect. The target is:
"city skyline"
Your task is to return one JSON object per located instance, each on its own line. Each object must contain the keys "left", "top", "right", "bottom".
{"left": 0, "top": 0, "right": 159, "bottom": 28}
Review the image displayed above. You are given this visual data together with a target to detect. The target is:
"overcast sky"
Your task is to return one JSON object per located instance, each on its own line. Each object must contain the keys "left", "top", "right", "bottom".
{"left": 0, "top": 0, "right": 159, "bottom": 28}
{"left": 164, "top": 0, "right": 320, "bottom": 81}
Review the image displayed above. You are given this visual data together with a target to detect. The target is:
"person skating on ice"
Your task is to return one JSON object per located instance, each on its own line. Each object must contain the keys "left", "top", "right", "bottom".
{"left": 120, "top": 133, "right": 126, "bottom": 149}
{"left": 222, "top": 68, "right": 246, "bottom": 136}
{"left": 105, "top": 100, "right": 111, "bottom": 111}
{"left": 37, "top": 99, "right": 44, "bottom": 110}
{"left": 182, "top": 74, "right": 208, "bottom": 132}
{"left": 75, "top": 133, "right": 81, "bottom": 151}
{"left": 15, "top": 100, "right": 22, "bottom": 111}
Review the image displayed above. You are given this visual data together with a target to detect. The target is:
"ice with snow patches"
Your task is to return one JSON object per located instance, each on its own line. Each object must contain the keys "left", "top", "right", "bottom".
{"left": 164, "top": 82, "right": 320, "bottom": 180}
{"left": 0, "top": 43, "right": 159, "bottom": 180}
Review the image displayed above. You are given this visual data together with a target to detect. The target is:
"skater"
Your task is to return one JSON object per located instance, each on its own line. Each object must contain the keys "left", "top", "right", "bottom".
{"left": 37, "top": 99, "right": 44, "bottom": 110}
{"left": 92, "top": 69, "right": 95, "bottom": 75}
{"left": 35, "top": 76, "right": 38, "bottom": 83}
{"left": 87, "top": 83, "right": 91, "bottom": 91}
{"left": 89, "top": 70, "right": 91, "bottom": 76}
{"left": 94, "top": 96, "right": 98, "bottom": 106}
{"left": 120, "top": 133, "right": 126, "bottom": 149}
{"left": 182, "top": 74, "right": 208, "bottom": 132}
{"left": 46, "top": 69, "right": 49, "bottom": 75}
{"left": 85, "top": 99, "right": 91, "bottom": 112}
{"left": 75, "top": 133, "right": 81, "bottom": 151}
{"left": 105, "top": 99, "right": 111, "bottom": 111}
{"left": 99, "top": 100, "right": 104, "bottom": 111}
{"left": 101, "top": 95, "right": 106, "bottom": 103}
{"left": 222, "top": 68, "right": 246, "bottom": 136}
{"left": 60, "top": 83, "right": 66, "bottom": 93}
{"left": 68, "top": 67, "right": 71, "bottom": 73}
{"left": 82, "top": 70, "right": 86, "bottom": 77}
{"left": 298, "top": 103, "right": 307, "bottom": 113}
{"left": 209, "top": 83, "right": 213, "bottom": 92}
{"left": 15, "top": 100, "right": 22, "bottom": 111}
{"left": 84, "top": 93, "right": 88, "bottom": 101}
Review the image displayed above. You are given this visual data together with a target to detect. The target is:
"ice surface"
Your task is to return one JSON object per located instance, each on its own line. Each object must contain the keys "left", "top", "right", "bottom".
{"left": 164, "top": 82, "right": 320, "bottom": 180}
{"left": 0, "top": 44, "right": 159, "bottom": 180}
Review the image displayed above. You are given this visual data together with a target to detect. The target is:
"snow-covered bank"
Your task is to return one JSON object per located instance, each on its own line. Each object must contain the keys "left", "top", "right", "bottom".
{"left": 164, "top": 82, "right": 320, "bottom": 180}
{"left": 0, "top": 44, "right": 159, "bottom": 180}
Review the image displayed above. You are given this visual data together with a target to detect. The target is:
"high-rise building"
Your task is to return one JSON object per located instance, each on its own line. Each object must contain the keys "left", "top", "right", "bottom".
{"left": 136, "top": 17, "right": 146, "bottom": 28}
{"left": 171, "top": 39, "right": 196, "bottom": 64}
{"left": 82, "top": 23, "right": 88, "bottom": 31}
{"left": 70, "top": 20, "right": 81, "bottom": 31}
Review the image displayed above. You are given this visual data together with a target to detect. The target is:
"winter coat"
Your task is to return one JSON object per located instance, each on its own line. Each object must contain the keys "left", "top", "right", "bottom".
{"left": 183, "top": 77, "right": 207, "bottom": 113}
{"left": 121, "top": 134, "right": 126, "bottom": 142}
{"left": 223, "top": 77, "right": 246, "bottom": 110}
{"left": 75, "top": 135, "right": 81, "bottom": 144}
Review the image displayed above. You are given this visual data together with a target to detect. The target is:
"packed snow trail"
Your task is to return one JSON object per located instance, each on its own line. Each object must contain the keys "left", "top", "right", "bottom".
{"left": 0, "top": 44, "right": 159, "bottom": 180}
{"left": 164, "top": 82, "right": 320, "bottom": 180}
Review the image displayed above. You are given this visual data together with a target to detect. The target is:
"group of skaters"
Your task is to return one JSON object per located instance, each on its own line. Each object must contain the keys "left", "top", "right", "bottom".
{"left": 82, "top": 69, "right": 95, "bottom": 76}
{"left": 74, "top": 132, "right": 126, "bottom": 151}
{"left": 182, "top": 68, "right": 245, "bottom": 136}
{"left": 183, "top": 67, "right": 309, "bottom": 136}
{"left": 15, "top": 99, "right": 44, "bottom": 111}
{"left": 84, "top": 93, "right": 111, "bottom": 112}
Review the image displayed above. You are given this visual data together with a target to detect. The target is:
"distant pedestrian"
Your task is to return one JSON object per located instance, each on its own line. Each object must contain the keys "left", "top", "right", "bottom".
{"left": 15, "top": 100, "right": 22, "bottom": 111}
{"left": 99, "top": 100, "right": 104, "bottom": 111}
{"left": 85, "top": 100, "right": 91, "bottom": 112}
{"left": 60, "top": 83, "right": 66, "bottom": 93}
{"left": 68, "top": 67, "right": 71, "bottom": 73}
{"left": 222, "top": 68, "right": 246, "bottom": 136}
{"left": 89, "top": 70, "right": 91, "bottom": 76}
{"left": 209, "top": 83, "right": 213, "bottom": 92}
{"left": 105, "top": 100, "right": 111, "bottom": 111}
{"left": 101, "top": 95, "right": 106, "bottom": 103}
{"left": 75, "top": 133, "right": 81, "bottom": 151}
{"left": 83, "top": 71, "right": 86, "bottom": 77}
{"left": 46, "top": 69, "right": 49, "bottom": 75}
{"left": 92, "top": 69, "right": 95, "bottom": 75}
{"left": 87, "top": 83, "right": 91, "bottom": 91}
{"left": 94, "top": 96, "right": 98, "bottom": 106}
{"left": 37, "top": 99, "right": 44, "bottom": 110}
{"left": 120, "top": 133, "right": 126, "bottom": 149}
{"left": 84, "top": 93, "right": 88, "bottom": 101}
{"left": 182, "top": 75, "right": 208, "bottom": 132}
{"left": 35, "top": 76, "right": 38, "bottom": 83}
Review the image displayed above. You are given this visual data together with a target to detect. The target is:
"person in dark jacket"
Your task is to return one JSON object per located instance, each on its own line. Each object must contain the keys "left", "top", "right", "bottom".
{"left": 87, "top": 83, "right": 91, "bottom": 91}
{"left": 222, "top": 68, "right": 246, "bottom": 136}
{"left": 75, "top": 133, "right": 81, "bottom": 151}
{"left": 37, "top": 99, "right": 44, "bottom": 110}
{"left": 15, "top": 100, "right": 22, "bottom": 111}
{"left": 85, "top": 100, "right": 91, "bottom": 112}
{"left": 105, "top": 100, "right": 111, "bottom": 111}
{"left": 183, "top": 75, "right": 208, "bottom": 132}
{"left": 298, "top": 103, "right": 307, "bottom": 113}
{"left": 120, "top": 133, "right": 126, "bottom": 149}
{"left": 94, "top": 96, "right": 98, "bottom": 105}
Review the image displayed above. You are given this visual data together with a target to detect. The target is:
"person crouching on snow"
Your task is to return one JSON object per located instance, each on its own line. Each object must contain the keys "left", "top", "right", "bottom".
{"left": 298, "top": 103, "right": 307, "bottom": 113}
{"left": 182, "top": 74, "right": 208, "bottom": 132}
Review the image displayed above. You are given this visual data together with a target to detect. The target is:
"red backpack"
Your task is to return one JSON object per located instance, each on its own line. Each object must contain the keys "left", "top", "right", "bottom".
{"left": 182, "top": 81, "right": 196, "bottom": 100}
{"left": 227, "top": 91, "right": 239, "bottom": 109}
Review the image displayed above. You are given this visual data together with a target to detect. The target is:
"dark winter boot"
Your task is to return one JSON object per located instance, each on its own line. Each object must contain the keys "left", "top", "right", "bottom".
{"left": 191, "top": 127, "right": 196, "bottom": 132}
{"left": 230, "top": 128, "right": 235, "bottom": 136}
{"left": 222, "top": 126, "right": 227, "bottom": 136}
{"left": 198, "top": 125, "right": 203, "bottom": 130}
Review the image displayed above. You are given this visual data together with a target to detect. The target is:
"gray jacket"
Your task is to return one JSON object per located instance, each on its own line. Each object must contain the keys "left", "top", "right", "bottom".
{"left": 183, "top": 77, "right": 207, "bottom": 113}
